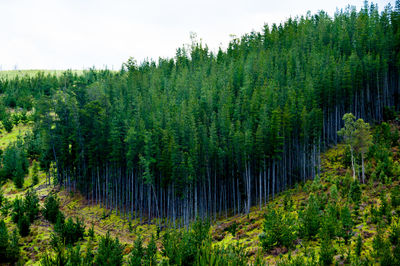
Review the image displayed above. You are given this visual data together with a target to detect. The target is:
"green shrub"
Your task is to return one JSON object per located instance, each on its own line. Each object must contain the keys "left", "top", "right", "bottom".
{"left": 369, "top": 145, "right": 394, "bottom": 184}
{"left": 42, "top": 233, "right": 93, "bottom": 266}
{"left": 311, "top": 175, "right": 322, "bottom": 192}
{"left": 2, "top": 114, "right": 13, "bottom": 133}
{"left": 0, "top": 220, "right": 9, "bottom": 261}
{"left": 11, "top": 191, "right": 39, "bottom": 235}
{"left": 66, "top": 245, "right": 82, "bottom": 265}
{"left": 191, "top": 217, "right": 210, "bottom": 247}
{"left": 88, "top": 223, "right": 95, "bottom": 239}
{"left": 319, "top": 236, "right": 335, "bottom": 266}
{"left": 339, "top": 205, "right": 353, "bottom": 245}
{"left": 43, "top": 193, "right": 61, "bottom": 223}
{"left": 129, "top": 236, "right": 144, "bottom": 266}
{"left": 17, "top": 214, "right": 30, "bottom": 237}
{"left": 0, "top": 140, "right": 29, "bottom": 188}
{"left": 379, "top": 194, "right": 390, "bottom": 219}
{"left": 355, "top": 234, "right": 362, "bottom": 257}
{"left": 389, "top": 219, "right": 400, "bottom": 246}
{"left": 11, "top": 197, "right": 24, "bottom": 224}
{"left": 372, "top": 122, "right": 397, "bottom": 148}
{"left": 197, "top": 241, "right": 248, "bottom": 266}
{"left": 371, "top": 207, "right": 381, "bottom": 224}
{"left": 53, "top": 211, "right": 84, "bottom": 246}
{"left": 162, "top": 229, "right": 182, "bottom": 265}
{"left": 54, "top": 211, "right": 65, "bottom": 235}
{"left": 0, "top": 220, "right": 20, "bottom": 264}
{"left": 95, "top": 231, "right": 124, "bottom": 266}
{"left": 391, "top": 186, "right": 400, "bottom": 209}
{"left": 372, "top": 228, "right": 389, "bottom": 260}
{"left": 41, "top": 233, "right": 67, "bottom": 266}
{"left": 276, "top": 255, "right": 307, "bottom": 266}
{"left": 7, "top": 229, "right": 20, "bottom": 263}
{"left": 349, "top": 179, "right": 361, "bottom": 204}
{"left": 283, "top": 191, "right": 293, "bottom": 211}
{"left": 259, "top": 207, "right": 297, "bottom": 250}
{"left": 0, "top": 190, "right": 4, "bottom": 208}
{"left": 31, "top": 160, "right": 39, "bottom": 186}
{"left": 329, "top": 184, "right": 339, "bottom": 202}
{"left": 340, "top": 172, "right": 352, "bottom": 198}
{"left": 162, "top": 218, "right": 211, "bottom": 266}
{"left": 320, "top": 207, "right": 338, "bottom": 240}
{"left": 24, "top": 189, "right": 39, "bottom": 222}
{"left": 0, "top": 198, "right": 11, "bottom": 217}
{"left": 63, "top": 217, "right": 85, "bottom": 245}
{"left": 145, "top": 235, "right": 157, "bottom": 265}
{"left": 300, "top": 193, "right": 320, "bottom": 239}
{"left": 83, "top": 239, "right": 95, "bottom": 265}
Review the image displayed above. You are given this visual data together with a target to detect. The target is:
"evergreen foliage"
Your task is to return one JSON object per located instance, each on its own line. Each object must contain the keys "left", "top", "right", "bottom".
{"left": 0, "top": 2, "right": 400, "bottom": 264}
{"left": 162, "top": 218, "right": 210, "bottom": 265}
{"left": 95, "top": 231, "right": 124, "bottom": 266}
{"left": 54, "top": 214, "right": 85, "bottom": 246}
{"left": 145, "top": 235, "right": 157, "bottom": 265}
{"left": 31, "top": 160, "right": 39, "bottom": 186}
{"left": 24, "top": 189, "right": 39, "bottom": 222}
{"left": 339, "top": 205, "right": 353, "bottom": 245}
{"left": 0, "top": 1, "right": 394, "bottom": 222}
{"left": 129, "top": 236, "right": 144, "bottom": 266}
{"left": 17, "top": 214, "right": 30, "bottom": 237}
{"left": 0, "top": 139, "right": 29, "bottom": 188}
{"left": 43, "top": 193, "right": 61, "bottom": 223}
{"left": 319, "top": 235, "right": 335, "bottom": 266}
{"left": 259, "top": 207, "right": 297, "bottom": 250}
{"left": 391, "top": 186, "right": 400, "bottom": 208}
{"left": 0, "top": 220, "right": 20, "bottom": 264}
{"left": 300, "top": 193, "right": 320, "bottom": 239}
{"left": 355, "top": 234, "right": 362, "bottom": 257}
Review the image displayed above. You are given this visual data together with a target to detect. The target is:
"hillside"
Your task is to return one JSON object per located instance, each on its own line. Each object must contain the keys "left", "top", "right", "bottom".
{"left": 0, "top": 2, "right": 399, "bottom": 265}
{"left": 1, "top": 118, "right": 400, "bottom": 265}
{"left": 0, "top": 2, "right": 398, "bottom": 227}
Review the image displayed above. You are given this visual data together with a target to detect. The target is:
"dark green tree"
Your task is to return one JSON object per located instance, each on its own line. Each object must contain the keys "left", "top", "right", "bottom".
{"left": 95, "top": 231, "right": 124, "bottom": 266}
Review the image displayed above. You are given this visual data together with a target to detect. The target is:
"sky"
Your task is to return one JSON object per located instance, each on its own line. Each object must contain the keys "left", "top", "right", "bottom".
{"left": 0, "top": 0, "right": 395, "bottom": 70}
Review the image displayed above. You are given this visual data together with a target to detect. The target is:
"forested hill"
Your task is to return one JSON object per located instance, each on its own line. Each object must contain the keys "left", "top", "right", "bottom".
{"left": 0, "top": 2, "right": 400, "bottom": 225}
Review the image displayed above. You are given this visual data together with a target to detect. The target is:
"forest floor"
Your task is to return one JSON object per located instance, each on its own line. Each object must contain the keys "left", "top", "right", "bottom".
{"left": 1, "top": 122, "right": 399, "bottom": 265}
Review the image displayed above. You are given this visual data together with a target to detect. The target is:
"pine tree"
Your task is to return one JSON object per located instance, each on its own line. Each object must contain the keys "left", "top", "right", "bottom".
{"left": 0, "top": 220, "right": 9, "bottom": 262}
{"left": 17, "top": 214, "right": 30, "bottom": 237}
{"left": 95, "top": 231, "right": 124, "bottom": 266}
{"left": 340, "top": 205, "right": 353, "bottom": 245}
{"left": 355, "top": 234, "right": 363, "bottom": 257}
{"left": 145, "top": 235, "right": 157, "bottom": 265}
{"left": 349, "top": 179, "right": 362, "bottom": 211}
{"left": 129, "top": 236, "right": 144, "bottom": 266}
{"left": 31, "top": 160, "right": 39, "bottom": 186}
{"left": 23, "top": 190, "right": 39, "bottom": 222}
{"left": 301, "top": 194, "right": 320, "bottom": 239}
{"left": 43, "top": 193, "right": 61, "bottom": 224}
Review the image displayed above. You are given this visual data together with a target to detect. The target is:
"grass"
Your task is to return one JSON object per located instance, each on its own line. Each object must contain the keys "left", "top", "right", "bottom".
{"left": 0, "top": 123, "right": 32, "bottom": 150}
{"left": 0, "top": 70, "right": 84, "bottom": 79}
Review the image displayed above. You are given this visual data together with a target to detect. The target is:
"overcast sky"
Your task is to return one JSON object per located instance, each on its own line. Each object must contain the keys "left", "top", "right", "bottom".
{"left": 0, "top": 0, "right": 394, "bottom": 70}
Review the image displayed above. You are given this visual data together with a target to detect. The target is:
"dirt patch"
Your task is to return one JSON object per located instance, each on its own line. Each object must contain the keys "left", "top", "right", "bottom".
{"left": 362, "top": 231, "right": 374, "bottom": 239}
{"left": 270, "top": 246, "right": 288, "bottom": 256}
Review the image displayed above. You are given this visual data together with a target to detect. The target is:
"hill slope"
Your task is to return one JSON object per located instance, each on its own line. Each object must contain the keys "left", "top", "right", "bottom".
{"left": 1, "top": 119, "right": 400, "bottom": 265}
